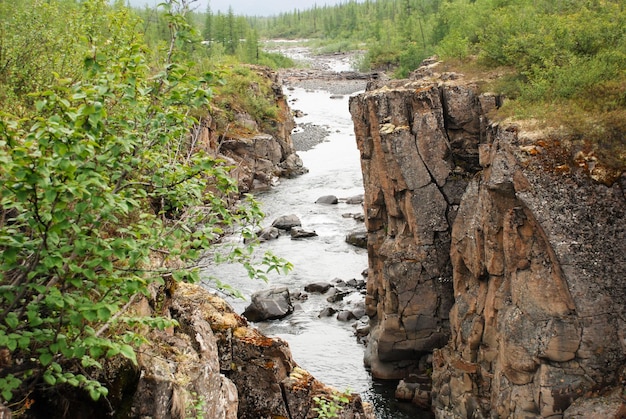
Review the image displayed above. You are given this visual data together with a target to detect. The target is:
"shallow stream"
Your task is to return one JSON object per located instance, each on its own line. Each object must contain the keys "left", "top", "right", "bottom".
{"left": 202, "top": 87, "right": 432, "bottom": 418}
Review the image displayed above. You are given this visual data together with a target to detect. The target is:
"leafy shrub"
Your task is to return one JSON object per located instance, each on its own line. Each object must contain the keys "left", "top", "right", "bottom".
{"left": 0, "top": 0, "right": 289, "bottom": 410}
{"left": 313, "top": 389, "right": 351, "bottom": 419}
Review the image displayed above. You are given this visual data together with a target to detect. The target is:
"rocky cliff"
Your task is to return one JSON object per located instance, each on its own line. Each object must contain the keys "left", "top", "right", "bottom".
{"left": 19, "top": 282, "right": 374, "bottom": 419}
{"left": 196, "top": 66, "right": 307, "bottom": 193}
{"left": 349, "top": 60, "right": 626, "bottom": 417}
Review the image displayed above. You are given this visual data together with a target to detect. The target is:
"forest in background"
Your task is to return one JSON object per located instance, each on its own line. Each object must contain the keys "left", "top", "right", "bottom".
{"left": 199, "top": 0, "right": 625, "bottom": 168}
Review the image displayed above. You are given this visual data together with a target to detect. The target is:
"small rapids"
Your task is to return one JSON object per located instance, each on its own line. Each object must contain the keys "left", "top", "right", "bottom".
{"left": 202, "top": 44, "right": 431, "bottom": 418}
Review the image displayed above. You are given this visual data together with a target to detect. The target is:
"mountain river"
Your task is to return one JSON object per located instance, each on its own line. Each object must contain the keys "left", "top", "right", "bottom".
{"left": 202, "top": 46, "right": 431, "bottom": 418}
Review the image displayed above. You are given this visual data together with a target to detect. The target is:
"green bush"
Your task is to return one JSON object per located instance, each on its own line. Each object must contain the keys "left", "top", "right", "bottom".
{"left": 0, "top": 0, "right": 290, "bottom": 409}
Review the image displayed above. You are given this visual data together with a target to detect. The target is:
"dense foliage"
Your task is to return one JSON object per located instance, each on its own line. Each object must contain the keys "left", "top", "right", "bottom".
{"left": 253, "top": 0, "right": 625, "bottom": 168}
{"left": 0, "top": 0, "right": 289, "bottom": 410}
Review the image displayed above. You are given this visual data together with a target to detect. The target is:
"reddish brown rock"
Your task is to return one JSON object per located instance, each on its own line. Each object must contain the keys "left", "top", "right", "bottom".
{"left": 196, "top": 66, "right": 307, "bottom": 193}
{"left": 350, "top": 59, "right": 626, "bottom": 417}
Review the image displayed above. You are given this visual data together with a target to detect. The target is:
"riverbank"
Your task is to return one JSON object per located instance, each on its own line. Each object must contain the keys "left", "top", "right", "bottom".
{"left": 281, "top": 62, "right": 371, "bottom": 152}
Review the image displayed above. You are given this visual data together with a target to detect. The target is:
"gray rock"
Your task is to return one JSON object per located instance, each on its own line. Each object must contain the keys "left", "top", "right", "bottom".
{"left": 304, "top": 282, "right": 332, "bottom": 293}
{"left": 345, "top": 194, "right": 364, "bottom": 204}
{"left": 331, "top": 278, "right": 347, "bottom": 287}
{"left": 318, "top": 307, "right": 338, "bottom": 318}
{"left": 350, "top": 303, "right": 367, "bottom": 319}
{"left": 341, "top": 212, "right": 365, "bottom": 222}
{"left": 345, "top": 228, "right": 367, "bottom": 248}
{"left": 271, "top": 214, "right": 301, "bottom": 230}
{"left": 290, "top": 226, "right": 318, "bottom": 239}
{"left": 354, "top": 321, "right": 370, "bottom": 339}
{"left": 326, "top": 288, "right": 350, "bottom": 303}
{"left": 242, "top": 287, "right": 293, "bottom": 322}
{"left": 256, "top": 226, "right": 280, "bottom": 242}
{"left": 564, "top": 388, "right": 625, "bottom": 418}
{"left": 315, "top": 195, "right": 339, "bottom": 204}
{"left": 337, "top": 310, "right": 356, "bottom": 322}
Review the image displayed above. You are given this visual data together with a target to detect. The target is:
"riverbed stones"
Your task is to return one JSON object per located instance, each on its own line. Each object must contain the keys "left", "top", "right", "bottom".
{"left": 290, "top": 226, "right": 318, "bottom": 239}
{"left": 304, "top": 282, "right": 332, "bottom": 293}
{"left": 315, "top": 194, "right": 339, "bottom": 204}
{"left": 345, "top": 194, "right": 364, "bottom": 204}
{"left": 345, "top": 228, "right": 367, "bottom": 248}
{"left": 326, "top": 288, "right": 350, "bottom": 303}
{"left": 337, "top": 310, "right": 356, "bottom": 322}
{"left": 318, "top": 307, "right": 338, "bottom": 318}
{"left": 242, "top": 287, "right": 294, "bottom": 322}
{"left": 271, "top": 214, "right": 301, "bottom": 230}
{"left": 256, "top": 226, "right": 280, "bottom": 242}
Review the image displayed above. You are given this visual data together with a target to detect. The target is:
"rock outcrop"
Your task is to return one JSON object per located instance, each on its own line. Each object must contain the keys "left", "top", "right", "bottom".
{"left": 350, "top": 60, "right": 626, "bottom": 417}
{"left": 172, "top": 283, "right": 374, "bottom": 419}
{"left": 18, "top": 282, "right": 374, "bottom": 419}
{"left": 196, "top": 66, "right": 307, "bottom": 193}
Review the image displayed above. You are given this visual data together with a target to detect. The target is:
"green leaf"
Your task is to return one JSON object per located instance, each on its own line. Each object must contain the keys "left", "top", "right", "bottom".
{"left": 83, "top": 310, "right": 98, "bottom": 322}
{"left": 119, "top": 344, "right": 137, "bottom": 365}
{"left": 40, "top": 352, "right": 54, "bottom": 366}
{"left": 1, "top": 389, "right": 13, "bottom": 402}
{"left": 88, "top": 387, "right": 101, "bottom": 401}
{"left": 97, "top": 306, "right": 112, "bottom": 322}
{"left": 44, "top": 188, "right": 57, "bottom": 203}
{"left": 106, "top": 347, "right": 120, "bottom": 358}
{"left": 43, "top": 372, "right": 56, "bottom": 386}
{"left": 5, "top": 313, "right": 19, "bottom": 329}
{"left": 89, "top": 346, "right": 104, "bottom": 359}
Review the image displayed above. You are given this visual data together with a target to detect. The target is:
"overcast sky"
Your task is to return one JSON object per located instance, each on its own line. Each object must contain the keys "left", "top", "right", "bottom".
{"left": 127, "top": 0, "right": 356, "bottom": 16}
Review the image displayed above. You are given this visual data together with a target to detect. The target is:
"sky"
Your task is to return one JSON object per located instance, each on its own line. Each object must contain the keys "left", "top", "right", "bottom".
{"left": 127, "top": 0, "right": 356, "bottom": 16}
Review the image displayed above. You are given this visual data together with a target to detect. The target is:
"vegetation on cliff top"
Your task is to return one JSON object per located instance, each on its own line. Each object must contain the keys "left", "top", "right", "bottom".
{"left": 0, "top": 0, "right": 290, "bottom": 412}
{"left": 254, "top": 0, "right": 625, "bottom": 170}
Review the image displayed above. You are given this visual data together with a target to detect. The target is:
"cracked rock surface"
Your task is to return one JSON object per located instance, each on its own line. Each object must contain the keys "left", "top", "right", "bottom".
{"left": 350, "top": 61, "right": 626, "bottom": 417}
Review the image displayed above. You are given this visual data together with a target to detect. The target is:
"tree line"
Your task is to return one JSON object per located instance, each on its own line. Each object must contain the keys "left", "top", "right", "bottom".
{"left": 251, "top": 0, "right": 625, "bottom": 169}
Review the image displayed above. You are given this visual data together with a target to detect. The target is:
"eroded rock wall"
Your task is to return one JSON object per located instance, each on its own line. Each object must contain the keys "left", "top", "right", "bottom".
{"left": 349, "top": 73, "right": 498, "bottom": 379}
{"left": 433, "top": 124, "right": 626, "bottom": 418}
{"left": 350, "top": 64, "right": 626, "bottom": 417}
{"left": 196, "top": 66, "right": 307, "bottom": 193}
{"left": 168, "top": 283, "right": 374, "bottom": 419}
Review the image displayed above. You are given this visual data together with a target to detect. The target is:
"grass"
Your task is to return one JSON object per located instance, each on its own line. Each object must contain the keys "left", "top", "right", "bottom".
{"left": 438, "top": 57, "right": 626, "bottom": 180}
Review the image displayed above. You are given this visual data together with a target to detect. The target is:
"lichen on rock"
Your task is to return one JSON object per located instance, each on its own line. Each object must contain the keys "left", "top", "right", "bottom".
{"left": 350, "top": 58, "right": 626, "bottom": 417}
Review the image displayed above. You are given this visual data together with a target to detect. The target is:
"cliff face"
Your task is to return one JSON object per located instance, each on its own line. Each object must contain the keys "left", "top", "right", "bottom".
{"left": 348, "top": 68, "right": 497, "bottom": 379}
{"left": 196, "top": 66, "right": 307, "bottom": 193}
{"left": 349, "top": 62, "right": 626, "bottom": 417}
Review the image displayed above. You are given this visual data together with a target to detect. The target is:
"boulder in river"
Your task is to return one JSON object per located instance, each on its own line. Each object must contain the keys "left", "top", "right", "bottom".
{"left": 304, "top": 282, "right": 332, "bottom": 293}
{"left": 345, "top": 194, "right": 364, "bottom": 204}
{"left": 318, "top": 307, "right": 338, "bottom": 318}
{"left": 345, "top": 228, "right": 368, "bottom": 248}
{"left": 315, "top": 194, "right": 339, "bottom": 204}
{"left": 271, "top": 214, "right": 302, "bottom": 230}
{"left": 256, "top": 226, "right": 280, "bottom": 242}
{"left": 349, "top": 301, "right": 367, "bottom": 319}
{"left": 242, "top": 287, "right": 294, "bottom": 322}
{"left": 337, "top": 310, "right": 356, "bottom": 322}
{"left": 290, "top": 226, "right": 318, "bottom": 239}
{"left": 326, "top": 287, "right": 350, "bottom": 303}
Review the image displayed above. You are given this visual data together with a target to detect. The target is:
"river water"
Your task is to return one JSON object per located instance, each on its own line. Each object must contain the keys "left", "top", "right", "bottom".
{"left": 202, "top": 47, "right": 431, "bottom": 418}
{"left": 202, "top": 91, "right": 428, "bottom": 418}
